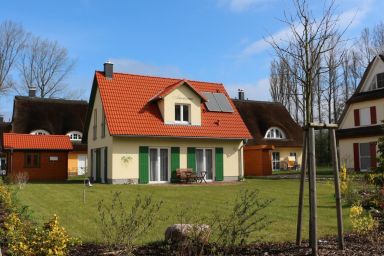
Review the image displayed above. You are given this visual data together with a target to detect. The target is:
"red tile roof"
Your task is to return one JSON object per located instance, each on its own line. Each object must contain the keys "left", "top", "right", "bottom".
{"left": 95, "top": 72, "right": 251, "bottom": 139}
{"left": 2, "top": 133, "right": 73, "bottom": 150}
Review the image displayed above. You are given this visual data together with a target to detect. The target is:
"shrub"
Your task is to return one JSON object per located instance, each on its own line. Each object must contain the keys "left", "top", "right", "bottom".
{"left": 0, "top": 184, "right": 12, "bottom": 210}
{"left": 97, "top": 192, "right": 163, "bottom": 254}
{"left": 3, "top": 212, "right": 34, "bottom": 256}
{"left": 350, "top": 204, "right": 378, "bottom": 235}
{"left": 212, "top": 189, "right": 272, "bottom": 249}
{"left": 0, "top": 184, "right": 75, "bottom": 256}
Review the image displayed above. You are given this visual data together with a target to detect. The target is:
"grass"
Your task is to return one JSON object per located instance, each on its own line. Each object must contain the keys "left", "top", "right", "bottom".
{"left": 12, "top": 179, "right": 351, "bottom": 244}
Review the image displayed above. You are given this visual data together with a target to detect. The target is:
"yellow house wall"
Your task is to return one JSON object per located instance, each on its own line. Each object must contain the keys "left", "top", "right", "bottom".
{"left": 161, "top": 84, "right": 202, "bottom": 125}
{"left": 340, "top": 99, "right": 384, "bottom": 129}
{"left": 110, "top": 137, "right": 243, "bottom": 182}
{"left": 87, "top": 87, "right": 114, "bottom": 179}
{"left": 338, "top": 136, "right": 380, "bottom": 170}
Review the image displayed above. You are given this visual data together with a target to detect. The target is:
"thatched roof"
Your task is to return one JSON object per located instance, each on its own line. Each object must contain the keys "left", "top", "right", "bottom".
{"left": 233, "top": 99, "right": 303, "bottom": 147}
{"left": 12, "top": 96, "right": 88, "bottom": 135}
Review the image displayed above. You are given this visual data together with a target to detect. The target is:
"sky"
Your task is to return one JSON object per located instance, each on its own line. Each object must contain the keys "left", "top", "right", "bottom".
{"left": 1, "top": 0, "right": 384, "bottom": 120}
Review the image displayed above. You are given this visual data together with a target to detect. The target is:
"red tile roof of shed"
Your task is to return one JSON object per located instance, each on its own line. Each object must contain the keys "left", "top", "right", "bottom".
{"left": 95, "top": 72, "right": 251, "bottom": 139}
{"left": 3, "top": 133, "right": 73, "bottom": 150}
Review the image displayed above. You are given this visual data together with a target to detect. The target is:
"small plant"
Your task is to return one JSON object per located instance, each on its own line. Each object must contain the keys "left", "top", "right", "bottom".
{"left": 11, "top": 171, "right": 29, "bottom": 189}
{"left": 97, "top": 192, "right": 163, "bottom": 254}
{"left": 212, "top": 189, "right": 272, "bottom": 252}
{"left": 350, "top": 204, "right": 378, "bottom": 234}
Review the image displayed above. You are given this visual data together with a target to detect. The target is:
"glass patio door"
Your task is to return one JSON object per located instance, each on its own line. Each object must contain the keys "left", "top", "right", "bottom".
{"left": 196, "top": 149, "right": 213, "bottom": 180}
{"left": 150, "top": 148, "right": 169, "bottom": 182}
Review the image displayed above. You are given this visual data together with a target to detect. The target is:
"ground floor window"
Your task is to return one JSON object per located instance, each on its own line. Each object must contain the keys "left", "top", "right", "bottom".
{"left": 272, "top": 152, "right": 280, "bottom": 171}
{"left": 196, "top": 148, "right": 214, "bottom": 180}
{"left": 359, "top": 143, "right": 371, "bottom": 171}
{"left": 149, "top": 148, "right": 169, "bottom": 182}
{"left": 25, "top": 153, "right": 40, "bottom": 168}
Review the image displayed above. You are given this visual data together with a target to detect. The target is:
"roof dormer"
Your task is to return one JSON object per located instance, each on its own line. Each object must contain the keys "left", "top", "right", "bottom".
{"left": 150, "top": 80, "right": 206, "bottom": 126}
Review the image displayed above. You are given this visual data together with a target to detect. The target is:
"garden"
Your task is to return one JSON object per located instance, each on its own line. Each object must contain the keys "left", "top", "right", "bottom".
{"left": 0, "top": 170, "right": 382, "bottom": 255}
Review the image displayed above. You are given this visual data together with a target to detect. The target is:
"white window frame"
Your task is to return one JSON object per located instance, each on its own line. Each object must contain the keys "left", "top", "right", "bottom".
{"left": 148, "top": 147, "right": 170, "bottom": 183}
{"left": 272, "top": 152, "right": 280, "bottom": 171}
{"left": 195, "top": 148, "right": 215, "bottom": 181}
{"left": 175, "top": 104, "right": 190, "bottom": 124}
{"left": 66, "top": 131, "right": 83, "bottom": 141}
{"left": 265, "top": 127, "right": 286, "bottom": 139}
{"left": 30, "top": 129, "right": 50, "bottom": 135}
{"left": 359, "top": 108, "right": 370, "bottom": 126}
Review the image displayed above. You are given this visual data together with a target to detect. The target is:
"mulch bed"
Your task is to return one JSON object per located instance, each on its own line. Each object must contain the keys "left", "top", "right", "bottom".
{"left": 69, "top": 233, "right": 384, "bottom": 256}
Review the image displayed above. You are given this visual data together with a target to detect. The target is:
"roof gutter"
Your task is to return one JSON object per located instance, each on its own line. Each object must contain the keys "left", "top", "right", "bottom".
{"left": 113, "top": 134, "right": 251, "bottom": 140}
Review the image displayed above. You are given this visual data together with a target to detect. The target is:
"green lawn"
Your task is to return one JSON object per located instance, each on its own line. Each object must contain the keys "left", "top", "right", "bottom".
{"left": 12, "top": 179, "right": 351, "bottom": 244}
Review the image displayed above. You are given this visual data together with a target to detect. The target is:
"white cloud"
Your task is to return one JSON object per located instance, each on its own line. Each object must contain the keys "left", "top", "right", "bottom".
{"left": 237, "top": 26, "right": 292, "bottom": 59}
{"left": 237, "top": 0, "right": 373, "bottom": 59}
{"left": 218, "top": 0, "right": 272, "bottom": 12}
{"left": 110, "top": 58, "right": 181, "bottom": 78}
{"left": 227, "top": 78, "right": 270, "bottom": 101}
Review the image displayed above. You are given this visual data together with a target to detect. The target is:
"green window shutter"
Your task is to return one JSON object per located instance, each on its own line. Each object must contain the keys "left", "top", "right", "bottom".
{"left": 171, "top": 147, "right": 180, "bottom": 182}
{"left": 187, "top": 147, "right": 196, "bottom": 171}
{"left": 215, "top": 148, "right": 224, "bottom": 181}
{"left": 139, "top": 146, "right": 149, "bottom": 184}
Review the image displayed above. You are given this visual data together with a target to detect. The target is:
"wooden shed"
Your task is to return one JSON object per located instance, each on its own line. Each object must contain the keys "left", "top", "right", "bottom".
{"left": 2, "top": 133, "right": 73, "bottom": 181}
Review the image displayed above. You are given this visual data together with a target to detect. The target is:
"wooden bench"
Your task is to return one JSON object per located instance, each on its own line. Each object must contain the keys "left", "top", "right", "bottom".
{"left": 176, "top": 168, "right": 197, "bottom": 183}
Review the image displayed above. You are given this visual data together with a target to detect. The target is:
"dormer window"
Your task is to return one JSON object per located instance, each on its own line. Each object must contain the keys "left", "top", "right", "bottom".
{"left": 175, "top": 104, "right": 190, "bottom": 124}
{"left": 67, "top": 131, "right": 83, "bottom": 141}
{"left": 30, "top": 129, "right": 50, "bottom": 135}
{"left": 377, "top": 72, "right": 384, "bottom": 89}
{"left": 265, "top": 127, "right": 285, "bottom": 139}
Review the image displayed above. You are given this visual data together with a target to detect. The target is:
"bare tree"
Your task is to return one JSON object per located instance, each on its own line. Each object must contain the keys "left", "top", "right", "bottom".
{"left": 267, "top": 0, "right": 347, "bottom": 125}
{"left": 18, "top": 36, "right": 75, "bottom": 98}
{"left": 0, "top": 21, "right": 28, "bottom": 93}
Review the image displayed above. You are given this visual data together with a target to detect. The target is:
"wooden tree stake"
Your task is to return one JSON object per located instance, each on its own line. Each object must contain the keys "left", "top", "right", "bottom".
{"left": 330, "top": 129, "right": 345, "bottom": 250}
{"left": 296, "top": 130, "right": 308, "bottom": 246}
{"left": 308, "top": 127, "right": 318, "bottom": 255}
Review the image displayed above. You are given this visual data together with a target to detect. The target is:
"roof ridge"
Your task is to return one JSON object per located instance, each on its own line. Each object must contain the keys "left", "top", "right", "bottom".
{"left": 95, "top": 71, "right": 223, "bottom": 86}
{"left": 5, "top": 133, "right": 70, "bottom": 137}
{"left": 232, "top": 99, "right": 283, "bottom": 105}
{"left": 15, "top": 96, "right": 88, "bottom": 104}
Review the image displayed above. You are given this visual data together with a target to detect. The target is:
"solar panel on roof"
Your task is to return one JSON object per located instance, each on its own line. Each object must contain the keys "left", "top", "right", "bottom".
{"left": 202, "top": 92, "right": 221, "bottom": 112}
{"left": 213, "top": 93, "right": 234, "bottom": 112}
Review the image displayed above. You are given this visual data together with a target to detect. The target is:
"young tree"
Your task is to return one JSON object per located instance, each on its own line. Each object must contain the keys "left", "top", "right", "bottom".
{"left": 267, "top": 0, "right": 346, "bottom": 125}
{"left": 0, "top": 21, "right": 28, "bottom": 93}
{"left": 18, "top": 36, "right": 75, "bottom": 98}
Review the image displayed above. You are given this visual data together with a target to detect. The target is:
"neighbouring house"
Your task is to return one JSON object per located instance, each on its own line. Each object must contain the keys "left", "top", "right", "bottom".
{"left": 0, "top": 117, "right": 12, "bottom": 173}
{"left": 11, "top": 91, "right": 88, "bottom": 176}
{"left": 337, "top": 55, "right": 384, "bottom": 171}
{"left": 233, "top": 92, "right": 303, "bottom": 176}
{"left": 83, "top": 62, "right": 251, "bottom": 184}
{"left": 2, "top": 133, "right": 73, "bottom": 181}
